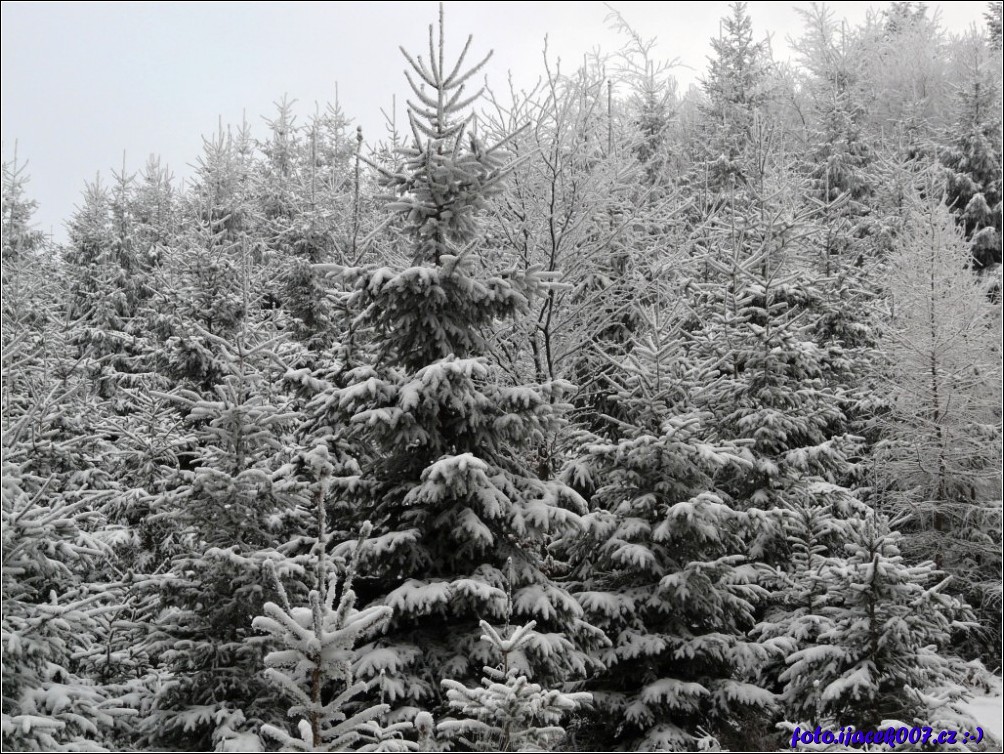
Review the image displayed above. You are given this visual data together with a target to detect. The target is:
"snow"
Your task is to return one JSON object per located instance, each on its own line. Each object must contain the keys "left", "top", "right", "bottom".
{"left": 611, "top": 541, "right": 659, "bottom": 571}
{"left": 502, "top": 385, "right": 542, "bottom": 410}
{"left": 640, "top": 678, "right": 709, "bottom": 706}
{"left": 355, "top": 647, "right": 414, "bottom": 676}
{"left": 455, "top": 507, "right": 495, "bottom": 546}
{"left": 522, "top": 496, "right": 582, "bottom": 531}
{"left": 386, "top": 579, "right": 452, "bottom": 614}
{"left": 524, "top": 631, "right": 576, "bottom": 660}
{"left": 613, "top": 630, "right": 668, "bottom": 662}
{"left": 624, "top": 699, "right": 655, "bottom": 726}
{"left": 959, "top": 677, "right": 1004, "bottom": 744}
{"left": 512, "top": 583, "right": 583, "bottom": 621}
{"left": 354, "top": 405, "right": 405, "bottom": 428}
{"left": 217, "top": 730, "right": 263, "bottom": 752}
{"left": 821, "top": 663, "right": 875, "bottom": 702}
{"left": 450, "top": 578, "right": 508, "bottom": 611}
{"left": 424, "top": 452, "right": 488, "bottom": 483}
{"left": 712, "top": 679, "right": 775, "bottom": 707}
{"left": 338, "top": 375, "right": 391, "bottom": 408}
{"left": 576, "top": 590, "right": 635, "bottom": 619}
{"left": 961, "top": 695, "right": 1004, "bottom": 741}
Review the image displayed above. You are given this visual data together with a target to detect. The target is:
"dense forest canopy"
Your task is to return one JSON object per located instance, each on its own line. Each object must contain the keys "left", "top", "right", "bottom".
{"left": 2, "top": 2, "right": 1001, "bottom": 752}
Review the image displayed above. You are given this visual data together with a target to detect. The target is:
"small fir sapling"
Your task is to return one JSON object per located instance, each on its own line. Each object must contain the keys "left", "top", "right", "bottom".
{"left": 254, "top": 496, "right": 414, "bottom": 752}
{"left": 436, "top": 563, "right": 592, "bottom": 753}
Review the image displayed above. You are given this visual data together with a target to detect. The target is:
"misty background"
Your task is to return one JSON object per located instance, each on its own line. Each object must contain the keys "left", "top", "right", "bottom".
{"left": 1, "top": 1, "right": 988, "bottom": 241}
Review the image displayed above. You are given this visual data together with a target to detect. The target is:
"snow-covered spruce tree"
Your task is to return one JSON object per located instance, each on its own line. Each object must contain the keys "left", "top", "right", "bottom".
{"left": 557, "top": 292, "right": 776, "bottom": 751}
{"left": 604, "top": 8, "right": 679, "bottom": 190}
{"left": 437, "top": 618, "right": 591, "bottom": 752}
{"left": 748, "top": 496, "right": 862, "bottom": 732}
{"left": 141, "top": 323, "right": 310, "bottom": 751}
{"left": 252, "top": 96, "right": 362, "bottom": 350}
{"left": 753, "top": 501, "right": 846, "bottom": 648}
{"left": 1, "top": 165, "right": 149, "bottom": 750}
{"left": 678, "top": 147, "right": 887, "bottom": 748}
{"left": 778, "top": 516, "right": 978, "bottom": 736}
{"left": 311, "top": 6, "right": 602, "bottom": 719}
{"left": 150, "top": 123, "right": 256, "bottom": 394}
{"left": 255, "top": 510, "right": 413, "bottom": 753}
{"left": 696, "top": 1, "right": 773, "bottom": 195}
{"left": 787, "top": 6, "right": 887, "bottom": 484}
{"left": 0, "top": 459, "right": 131, "bottom": 752}
{"left": 990, "top": 1, "right": 1003, "bottom": 50}
{"left": 873, "top": 196, "right": 1002, "bottom": 664}
{"left": 793, "top": 1, "right": 875, "bottom": 268}
{"left": 2, "top": 203, "right": 130, "bottom": 749}
{"left": 939, "top": 28, "right": 1002, "bottom": 271}
{"left": 52, "top": 157, "right": 186, "bottom": 727}
{"left": 2, "top": 152, "right": 47, "bottom": 264}
{"left": 686, "top": 179, "right": 871, "bottom": 568}
{"left": 63, "top": 167, "right": 155, "bottom": 404}
{"left": 1, "top": 153, "right": 58, "bottom": 396}
{"left": 131, "top": 155, "right": 178, "bottom": 260}
{"left": 791, "top": 21, "right": 883, "bottom": 424}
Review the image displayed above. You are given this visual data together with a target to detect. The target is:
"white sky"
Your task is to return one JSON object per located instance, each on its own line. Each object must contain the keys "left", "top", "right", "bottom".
{"left": 1, "top": 1, "right": 990, "bottom": 241}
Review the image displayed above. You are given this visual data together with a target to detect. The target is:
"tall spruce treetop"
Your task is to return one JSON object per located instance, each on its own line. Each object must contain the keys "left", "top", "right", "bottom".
{"left": 2, "top": 154, "right": 46, "bottom": 264}
{"left": 311, "top": 5, "right": 600, "bottom": 718}
{"left": 939, "top": 28, "right": 1002, "bottom": 271}
{"left": 703, "top": 2, "right": 768, "bottom": 114}
{"left": 698, "top": 1, "right": 772, "bottom": 191}
{"left": 380, "top": 6, "right": 509, "bottom": 268}
{"left": 989, "top": 1, "right": 1003, "bottom": 50}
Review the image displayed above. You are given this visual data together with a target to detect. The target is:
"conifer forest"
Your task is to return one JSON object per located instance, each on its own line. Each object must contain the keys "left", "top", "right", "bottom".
{"left": 2, "top": 2, "right": 1003, "bottom": 751}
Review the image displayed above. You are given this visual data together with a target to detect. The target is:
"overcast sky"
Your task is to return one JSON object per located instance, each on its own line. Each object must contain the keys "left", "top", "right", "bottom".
{"left": 1, "top": 1, "right": 990, "bottom": 241}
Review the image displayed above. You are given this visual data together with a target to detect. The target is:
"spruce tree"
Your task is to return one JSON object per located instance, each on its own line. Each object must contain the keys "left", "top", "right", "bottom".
{"left": 437, "top": 619, "right": 591, "bottom": 751}
{"left": 255, "top": 516, "right": 413, "bottom": 752}
{"left": 2, "top": 152, "right": 47, "bottom": 264}
{"left": 681, "top": 131, "right": 883, "bottom": 746}
{"left": 63, "top": 168, "right": 156, "bottom": 404}
{"left": 939, "top": 29, "right": 1002, "bottom": 271}
{"left": 1, "top": 461, "right": 128, "bottom": 752}
{"left": 253, "top": 96, "right": 349, "bottom": 349}
{"left": 989, "top": 1, "right": 1003, "bottom": 50}
{"left": 698, "top": 1, "right": 772, "bottom": 193}
{"left": 558, "top": 293, "right": 776, "bottom": 751}
{"left": 141, "top": 321, "right": 309, "bottom": 749}
{"left": 309, "top": 5, "right": 602, "bottom": 718}
{"left": 778, "top": 517, "right": 976, "bottom": 733}
{"left": 131, "top": 155, "right": 177, "bottom": 261}
{"left": 2, "top": 193, "right": 130, "bottom": 748}
{"left": 116, "top": 107, "right": 368, "bottom": 751}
